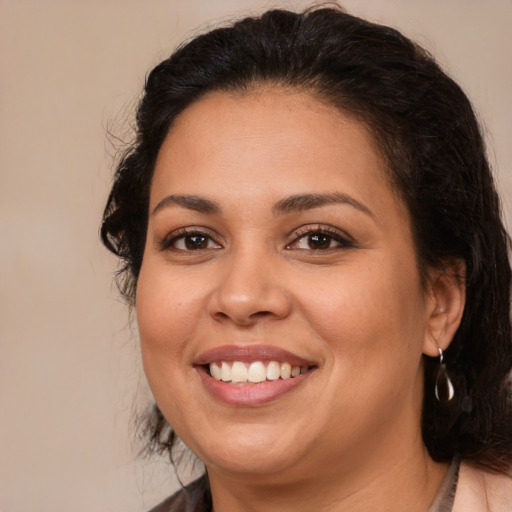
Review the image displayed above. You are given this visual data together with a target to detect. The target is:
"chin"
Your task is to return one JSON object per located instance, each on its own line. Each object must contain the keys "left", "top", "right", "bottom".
{"left": 184, "top": 423, "right": 307, "bottom": 477}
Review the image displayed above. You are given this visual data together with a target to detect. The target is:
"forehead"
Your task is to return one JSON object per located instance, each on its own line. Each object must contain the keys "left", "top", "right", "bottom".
{"left": 163, "top": 86, "right": 378, "bottom": 152}
{"left": 150, "top": 87, "right": 403, "bottom": 221}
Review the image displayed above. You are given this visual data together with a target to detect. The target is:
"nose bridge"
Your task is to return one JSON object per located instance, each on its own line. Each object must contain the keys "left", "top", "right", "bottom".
{"left": 209, "top": 242, "right": 290, "bottom": 325}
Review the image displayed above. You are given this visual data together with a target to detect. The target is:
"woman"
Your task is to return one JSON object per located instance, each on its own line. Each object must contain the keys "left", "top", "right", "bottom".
{"left": 101, "top": 6, "right": 512, "bottom": 511}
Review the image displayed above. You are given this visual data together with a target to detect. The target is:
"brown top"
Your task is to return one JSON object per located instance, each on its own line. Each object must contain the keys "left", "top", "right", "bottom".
{"left": 428, "top": 456, "right": 460, "bottom": 512}
{"left": 147, "top": 476, "right": 211, "bottom": 512}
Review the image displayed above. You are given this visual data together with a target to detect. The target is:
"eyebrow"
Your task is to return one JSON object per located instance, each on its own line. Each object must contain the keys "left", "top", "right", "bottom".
{"left": 272, "top": 192, "right": 374, "bottom": 218}
{"left": 152, "top": 192, "right": 374, "bottom": 219}
{"left": 152, "top": 194, "right": 221, "bottom": 215}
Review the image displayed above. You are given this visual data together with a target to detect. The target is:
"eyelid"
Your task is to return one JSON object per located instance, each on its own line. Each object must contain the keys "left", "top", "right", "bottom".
{"left": 158, "top": 226, "right": 223, "bottom": 251}
{"left": 286, "top": 224, "right": 355, "bottom": 249}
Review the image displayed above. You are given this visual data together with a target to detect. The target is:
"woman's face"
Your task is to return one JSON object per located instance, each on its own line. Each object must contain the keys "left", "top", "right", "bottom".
{"left": 136, "top": 88, "right": 440, "bottom": 480}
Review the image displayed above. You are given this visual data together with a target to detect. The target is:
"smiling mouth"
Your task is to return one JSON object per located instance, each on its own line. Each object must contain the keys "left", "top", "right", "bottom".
{"left": 194, "top": 345, "right": 317, "bottom": 404}
{"left": 207, "top": 361, "right": 311, "bottom": 384}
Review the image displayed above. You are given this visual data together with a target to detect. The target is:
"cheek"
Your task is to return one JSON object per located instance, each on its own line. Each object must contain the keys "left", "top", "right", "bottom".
{"left": 295, "top": 256, "right": 426, "bottom": 363}
{"left": 136, "top": 264, "right": 206, "bottom": 373}
{"left": 135, "top": 266, "right": 210, "bottom": 431}
{"left": 298, "top": 257, "right": 427, "bottom": 423}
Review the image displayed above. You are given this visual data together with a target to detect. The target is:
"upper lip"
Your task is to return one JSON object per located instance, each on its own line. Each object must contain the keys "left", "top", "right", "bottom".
{"left": 194, "top": 344, "right": 317, "bottom": 367}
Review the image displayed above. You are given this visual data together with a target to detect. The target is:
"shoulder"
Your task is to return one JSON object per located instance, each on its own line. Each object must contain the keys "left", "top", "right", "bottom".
{"left": 146, "top": 476, "right": 211, "bottom": 512}
{"left": 452, "top": 461, "right": 512, "bottom": 512}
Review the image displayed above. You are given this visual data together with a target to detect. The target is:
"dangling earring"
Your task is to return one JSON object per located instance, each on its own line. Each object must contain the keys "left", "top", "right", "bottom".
{"left": 435, "top": 348, "right": 454, "bottom": 402}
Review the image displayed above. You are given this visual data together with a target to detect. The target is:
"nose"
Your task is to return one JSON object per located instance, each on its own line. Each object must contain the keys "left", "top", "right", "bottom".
{"left": 208, "top": 249, "right": 292, "bottom": 327}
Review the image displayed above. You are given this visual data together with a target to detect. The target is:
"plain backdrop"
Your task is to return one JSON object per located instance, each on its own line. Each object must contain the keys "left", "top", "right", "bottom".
{"left": 1, "top": 1, "right": 511, "bottom": 511}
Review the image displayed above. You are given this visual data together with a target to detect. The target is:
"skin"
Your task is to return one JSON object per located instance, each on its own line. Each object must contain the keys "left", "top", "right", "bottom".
{"left": 136, "top": 87, "right": 465, "bottom": 511}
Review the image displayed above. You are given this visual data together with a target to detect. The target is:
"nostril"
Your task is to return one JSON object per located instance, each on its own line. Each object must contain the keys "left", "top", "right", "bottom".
{"left": 212, "top": 309, "right": 277, "bottom": 326}
{"left": 250, "top": 310, "right": 273, "bottom": 317}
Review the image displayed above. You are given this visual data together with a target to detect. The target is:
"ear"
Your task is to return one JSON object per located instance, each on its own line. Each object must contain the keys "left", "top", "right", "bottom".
{"left": 422, "top": 259, "right": 466, "bottom": 358}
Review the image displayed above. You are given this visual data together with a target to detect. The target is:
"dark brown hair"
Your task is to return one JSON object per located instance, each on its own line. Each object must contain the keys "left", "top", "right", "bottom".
{"left": 101, "top": 6, "right": 512, "bottom": 473}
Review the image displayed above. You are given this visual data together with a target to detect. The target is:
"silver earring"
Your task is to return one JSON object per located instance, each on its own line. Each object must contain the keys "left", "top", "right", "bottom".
{"left": 435, "top": 348, "right": 454, "bottom": 402}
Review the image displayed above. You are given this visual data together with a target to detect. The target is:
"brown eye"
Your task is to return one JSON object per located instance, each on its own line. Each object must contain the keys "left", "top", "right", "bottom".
{"left": 184, "top": 234, "right": 209, "bottom": 250}
{"left": 307, "top": 233, "right": 332, "bottom": 250}
{"left": 167, "top": 231, "right": 222, "bottom": 252}
{"left": 287, "top": 226, "right": 354, "bottom": 252}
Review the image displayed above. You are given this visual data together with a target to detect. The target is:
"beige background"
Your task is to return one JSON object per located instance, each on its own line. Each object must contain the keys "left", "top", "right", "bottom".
{"left": 0, "top": 1, "right": 510, "bottom": 511}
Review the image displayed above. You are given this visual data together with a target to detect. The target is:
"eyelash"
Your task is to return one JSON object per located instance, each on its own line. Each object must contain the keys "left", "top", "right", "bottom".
{"left": 159, "top": 227, "right": 222, "bottom": 252}
{"left": 159, "top": 225, "right": 354, "bottom": 253}
{"left": 287, "top": 225, "right": 354, "bottom": 251}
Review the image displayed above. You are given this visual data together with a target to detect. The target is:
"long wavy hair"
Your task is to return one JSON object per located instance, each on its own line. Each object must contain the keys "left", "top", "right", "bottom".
{"left": 101, "top": 6, "right": 512, "bottom": 473}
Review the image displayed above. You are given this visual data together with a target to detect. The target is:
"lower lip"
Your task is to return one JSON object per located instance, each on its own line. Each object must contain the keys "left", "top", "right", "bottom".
{"left": 195, "top": 366, "right": 314, "bottom": 406}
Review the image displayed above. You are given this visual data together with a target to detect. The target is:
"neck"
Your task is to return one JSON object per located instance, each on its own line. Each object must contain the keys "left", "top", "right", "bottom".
{"left": 207, "top": 431, "right": 448, "bottom": 512}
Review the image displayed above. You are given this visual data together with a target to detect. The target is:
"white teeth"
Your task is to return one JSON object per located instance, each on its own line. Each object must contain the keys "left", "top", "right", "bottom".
{"left": 281, "top": 362, "right": 291, "bottom": 380}
{"left": 208, "top": 360, "right": 310, "bottom": 384}
{"left": 266, "top": 361, "right": 280, "bottom": 380}
{"left": 248, "top": 361, "right": 266, "bottom": 383}
{"left": 210, "top": 362, "right": 221, "bottom": 380}
{"left": 231, "top": 361, "right": 248, "bottom": 383}
{"left": 220, "top": 361, "right": 231, "bottom": 382}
